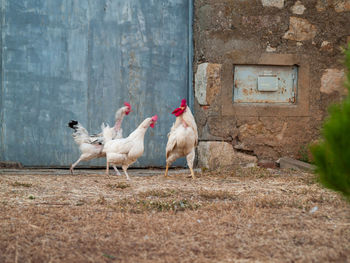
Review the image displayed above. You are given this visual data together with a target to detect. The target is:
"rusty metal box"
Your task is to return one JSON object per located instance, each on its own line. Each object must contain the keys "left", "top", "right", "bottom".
{"left": 233, "top": 65, "right": 298, "bottom": 104}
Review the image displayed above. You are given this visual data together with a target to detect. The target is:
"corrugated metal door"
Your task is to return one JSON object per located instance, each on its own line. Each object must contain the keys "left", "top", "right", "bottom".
{"left": 0, "top": 0, "right": 191, "bottom": 167}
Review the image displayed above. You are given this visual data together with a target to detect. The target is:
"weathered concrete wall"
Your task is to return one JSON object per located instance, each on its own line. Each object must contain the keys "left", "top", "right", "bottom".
{"left": 193, "top": 0, "right": 350, "bottom": 168}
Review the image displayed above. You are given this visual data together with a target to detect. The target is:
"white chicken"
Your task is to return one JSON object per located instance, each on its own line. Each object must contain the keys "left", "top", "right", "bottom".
{"left": 165, "top": 99, "right": 198, "bottom": 179}
{"left": 68, "top": 102, "right": 132, "bottom": 175}
{"left": 102, "top": 115, "right": 158, "bottom": 180}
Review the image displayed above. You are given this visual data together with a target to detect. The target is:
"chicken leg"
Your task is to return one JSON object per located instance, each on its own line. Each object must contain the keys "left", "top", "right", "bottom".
{"left": 112, "top": 165, "right": 121, "bottom": 176}
{"left": 106, "top": 161, "right": 110, "bottom": 176}
{"left": 164, "top": 164, "right": 169, "bottom": 177}
{"left": 70, "top": 157, "right": 82, "bottom": 175}
{"left": 186, "top": 149, "right": 195, "bottom": 179}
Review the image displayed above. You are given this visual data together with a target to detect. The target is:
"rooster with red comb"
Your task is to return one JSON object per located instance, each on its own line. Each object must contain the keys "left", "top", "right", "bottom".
{"left": 165, "top": 99, "right": 198, "bottom": 179}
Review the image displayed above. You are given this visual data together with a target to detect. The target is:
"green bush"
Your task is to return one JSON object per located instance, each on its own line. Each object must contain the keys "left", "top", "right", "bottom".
{"left": 311, "top": 45, "right": 350, "bottom": 201}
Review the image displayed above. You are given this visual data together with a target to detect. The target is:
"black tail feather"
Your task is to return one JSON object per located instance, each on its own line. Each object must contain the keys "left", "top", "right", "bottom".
{"left": 68, "top": 120, "right": 78, "bottom": 131}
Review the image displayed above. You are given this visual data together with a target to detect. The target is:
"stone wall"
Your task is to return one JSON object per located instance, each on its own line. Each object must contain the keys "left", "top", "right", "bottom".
{"left": 193, "top": 0, "right": 350, "bottom": 168}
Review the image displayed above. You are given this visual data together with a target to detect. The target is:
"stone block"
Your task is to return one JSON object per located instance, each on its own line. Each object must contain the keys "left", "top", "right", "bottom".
{"left": 283, "top": 17, "right": 317, "bottom": 41}
{"left": 261, "top": 0, "right": 284, "bottom": 9}
{"left": 316, "top": 0, "right": 327, "bottom": 11}
{"left": 291, "top": 1, "right": 306, "bottom": 14}
{"left": 317, "top": 0, "right": 350, "bottom": 12}
{"left": 334, "top": 1, "right": 350, "bottom": 12}
{"left": 197, "top": 141, "right": 257, "bottom": 169}
{"left": 277, "top": 157, "right": 315, "bottom": 172}
{"left": 206, "top": 63, "right": 222, "bottom": 105}
{"left": 195, "top": 63, "right": 222, "bottom": 106}
{"left": 320, "top": 41, "right": 333, "bottom": 52}
{"left": 195, "top": 63, "right": 208, "bottom": 105}
{"left": 266, "top": 44, "right": 277, "bottom": 52}
{"left": 320, "top": 69, "right": 346, "bottom": 94}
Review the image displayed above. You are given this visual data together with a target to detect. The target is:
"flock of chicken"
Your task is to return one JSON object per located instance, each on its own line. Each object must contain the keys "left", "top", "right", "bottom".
{"left": 68, "top": 99, "right": 198, "bottom": 180}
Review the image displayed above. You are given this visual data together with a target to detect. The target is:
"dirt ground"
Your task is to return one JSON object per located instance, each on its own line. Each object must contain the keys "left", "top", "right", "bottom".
{"left": 0, "top": 167, "right": 349, "bottom": 263}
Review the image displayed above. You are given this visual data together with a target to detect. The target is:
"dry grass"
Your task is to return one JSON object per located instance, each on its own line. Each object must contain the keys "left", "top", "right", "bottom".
{"left": 106, "top": 182, "right": 131, "bottom": 190}
{"left": 0, "top": 167, "right": 349, "bottom": 262}
{"left": 10, "top": 181, "right": 33, "bottom": 188}
{"left": 198, "top": 189, "right": 237, "bottom": 200}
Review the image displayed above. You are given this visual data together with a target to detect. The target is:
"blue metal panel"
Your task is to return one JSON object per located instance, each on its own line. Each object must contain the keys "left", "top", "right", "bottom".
{"left": 188, "top": 0, "right": 194, "bottom": 110}
{"left": 0, "top": 0, "right": 3, "bottom": 160}
{"left": 0, "top": 0, "right": 191, "bottom": 167}
{"left": 233, "top": 65, "right": 298, "bottom": 104}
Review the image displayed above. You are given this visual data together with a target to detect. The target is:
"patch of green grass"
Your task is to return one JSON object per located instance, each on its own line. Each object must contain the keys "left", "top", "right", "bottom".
{"left": 103, "top": 254, "right": 116, "bottom": 259}
{"left": 107, "top": 182, "right": 130, "bottom": 190}
{"left": 28, "top": 195, "right": 35, "bottom": 200}
{"left": 11, "top": 181, "right": 32, "bottom": 188}
{"left": 298, "top": 144, "right": 311, "bottom": 163}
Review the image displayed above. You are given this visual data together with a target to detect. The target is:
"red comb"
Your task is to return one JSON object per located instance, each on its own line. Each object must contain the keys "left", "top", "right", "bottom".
{"left": 151, "top": 115, "right": 158, "bottom": 122}
{"left": 150, "top": 115, "right": 158, "bottom": 128}
{"left": 124, "top": 102, "right": 131, "bottom": 109}
{"left": 171, "top": 99, "right": 187, "bottom": 117}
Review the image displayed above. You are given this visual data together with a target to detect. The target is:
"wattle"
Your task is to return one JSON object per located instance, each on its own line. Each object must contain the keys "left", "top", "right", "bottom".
{"left": 172, "top": 107, "right": 185, "bottom": 117}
